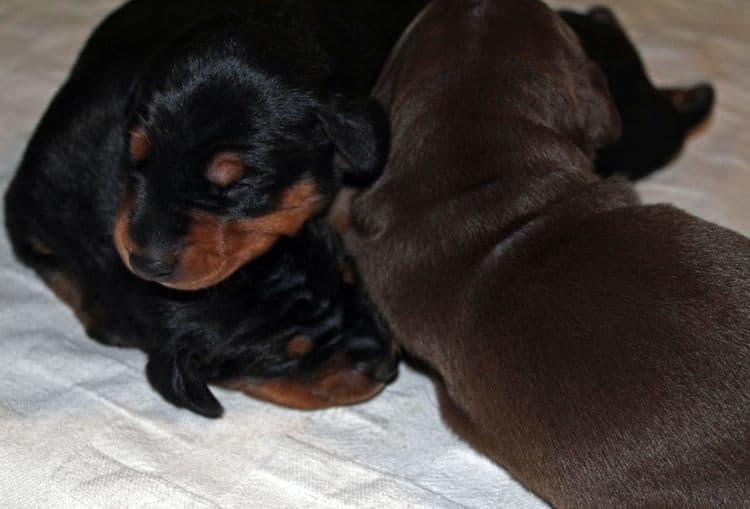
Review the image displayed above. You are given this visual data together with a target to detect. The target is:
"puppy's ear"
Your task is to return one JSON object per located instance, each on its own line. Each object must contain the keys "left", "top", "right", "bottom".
{"left": 577, "top": 62, "right": 622, "bottom": 153}
{"left": 587, "top": 6, "right": 620, "bottom": 28}
{"left": 317, "top": 96, "right": 389, "bottom": 182}
{"left": 661, "top": 83, "right": 715, "bottom": 131}
{"left": 146, "top": 348, "right": 223, "bottom": 418}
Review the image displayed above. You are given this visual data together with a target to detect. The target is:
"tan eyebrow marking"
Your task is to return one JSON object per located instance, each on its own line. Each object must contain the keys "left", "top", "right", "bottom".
{"left": 207, "top": 152, "right": 245, "bottom": 188}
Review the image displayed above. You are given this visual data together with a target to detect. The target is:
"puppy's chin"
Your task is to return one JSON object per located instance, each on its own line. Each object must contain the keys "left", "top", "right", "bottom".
{"left": 157, "top": 267, "right": 229, "bottom": 291}
{"left": 157, "top": 257, "right": 236, "bottom": 291}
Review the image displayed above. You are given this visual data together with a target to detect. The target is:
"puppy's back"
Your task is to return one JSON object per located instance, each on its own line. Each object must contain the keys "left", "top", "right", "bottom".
{"left": 348, "top": 0, "right": 750, "bottom": 506}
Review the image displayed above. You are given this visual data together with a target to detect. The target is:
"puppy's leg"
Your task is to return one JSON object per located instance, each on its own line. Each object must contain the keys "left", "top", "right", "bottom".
{"left": 147, "top": 345, "right": 223, "bottom": 418}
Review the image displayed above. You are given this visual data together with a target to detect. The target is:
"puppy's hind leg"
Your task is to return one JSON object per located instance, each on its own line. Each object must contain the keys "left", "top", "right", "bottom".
{"left": 5, "top": 198, "right": 128, "bottom": 346}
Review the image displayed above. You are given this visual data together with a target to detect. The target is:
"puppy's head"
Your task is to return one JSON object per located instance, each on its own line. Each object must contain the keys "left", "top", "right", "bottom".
{"left": 560, "top": 6, "right": 715, "bottom": 177}
{"left": 145, "top": 224, "right": 397, "bottom": 417}
{"left": 114, "top": 21, "right": 388, "bottom": 290}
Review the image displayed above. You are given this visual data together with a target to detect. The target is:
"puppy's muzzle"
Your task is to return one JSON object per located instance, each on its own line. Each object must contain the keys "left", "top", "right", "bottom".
{"left": 128, "top": 252, "right": 175, "bottom": 281}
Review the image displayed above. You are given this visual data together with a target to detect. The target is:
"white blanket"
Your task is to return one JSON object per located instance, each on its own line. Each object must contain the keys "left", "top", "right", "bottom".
{"left": 0, "top": 1, "right": 747, "bottom": 507}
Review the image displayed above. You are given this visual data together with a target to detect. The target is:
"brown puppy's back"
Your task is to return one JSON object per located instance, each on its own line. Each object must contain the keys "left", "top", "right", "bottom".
{"left": 347, "top": 0, "right": 750, "bottom": 506}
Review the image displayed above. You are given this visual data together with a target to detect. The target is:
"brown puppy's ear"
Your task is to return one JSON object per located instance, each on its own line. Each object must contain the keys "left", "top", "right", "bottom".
{"left": 129, "top": 126, "right": 150, "bottom": 161}
{"left": 317, "top": 96, "right": 389, "bottom": 182}
{"left": 577, "top": 62, "right": 622, "bottom": 153}
{"left": 146, "top": 347, "right": 223, "bottom": 418}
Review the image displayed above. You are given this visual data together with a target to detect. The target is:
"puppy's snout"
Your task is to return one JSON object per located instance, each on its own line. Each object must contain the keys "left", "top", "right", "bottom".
{"left": 129, "top": 252, "right": 175, "bottom": 281}
{"left": 346, "top": 334, "right": 399, "bottom": 384}
{"left": 370, "top": 356, "right": 399, "bottom": 383}
{"left": 345, "top": 333, "right": 388, "bottom": 360}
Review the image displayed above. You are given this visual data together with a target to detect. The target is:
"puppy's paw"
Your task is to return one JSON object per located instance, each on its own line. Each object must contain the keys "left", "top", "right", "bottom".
{"left": 147, "top": 347, "right": 223, "bottom": 418}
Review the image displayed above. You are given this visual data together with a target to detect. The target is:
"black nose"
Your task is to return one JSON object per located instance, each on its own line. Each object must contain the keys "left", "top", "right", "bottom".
{"left": 347, "top": 335, "right": 400, "bottom": 384}
{"left": 129, "top": 253, "right": 174, "bottom": 280}
{"left": 371, "top": 356, "right": 399, "bottom": 383}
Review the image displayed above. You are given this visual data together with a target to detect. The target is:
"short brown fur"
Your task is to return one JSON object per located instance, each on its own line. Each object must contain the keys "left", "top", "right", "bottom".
{"left": 345, "top": 1, "right": 750, "bottom": 506}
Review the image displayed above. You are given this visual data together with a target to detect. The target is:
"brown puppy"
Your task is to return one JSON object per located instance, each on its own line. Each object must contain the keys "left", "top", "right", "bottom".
{"left": 344, "top": 0, "right": 750, "bottom": 507}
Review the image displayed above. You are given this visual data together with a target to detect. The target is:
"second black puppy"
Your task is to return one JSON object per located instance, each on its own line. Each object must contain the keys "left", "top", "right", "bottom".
{"left": 4, "top": 0, "right": 426, "bottom": 416}
{"left": 561, "top": 6, "right": 715, "bottom": 179}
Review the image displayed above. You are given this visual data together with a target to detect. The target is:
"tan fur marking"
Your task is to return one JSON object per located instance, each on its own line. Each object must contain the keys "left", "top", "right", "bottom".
{"left": 207, "top": 152, "right": 245, "bottom": 188}
{"left": 164, "top": 179, "right": 324, "bottom": 290}
{"left": 129, "top": 126, "right": 150, "bottom": 161}
{"left": 226, "top": 352, "right": 384, "bottom": 409}
{"left": 27, "top": 237, "right": 55, "bottom": 256}
{"left": 326, "top": 187, "right": 355, "bottom": 235}
{"left": 339, "top": 261, "right": 355, "bottom": 285}
{"left": 113, "top": 190, "right": 138, "bottom": 272}
{"left": 286, "top": 336, "right": 314, "bottom": 358}
{"left": 45, "top": 271, "right": 92, "bottom": 328}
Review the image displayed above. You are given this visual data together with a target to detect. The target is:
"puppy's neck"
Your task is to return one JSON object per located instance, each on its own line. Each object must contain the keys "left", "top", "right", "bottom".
{"left": 375, "top": 95, "right": 602, "bottom": 238}
{"left": 365, "top": 0, "right": 623, "bottom": 243}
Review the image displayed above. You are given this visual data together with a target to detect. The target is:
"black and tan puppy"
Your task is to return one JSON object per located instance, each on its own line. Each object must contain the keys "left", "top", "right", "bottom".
{"left": 5, "top": 0, "right": 428, "bottom": 291}
{"left": 345, "top": 0, "right": 750, "bottom": 506}
{"left": 560, "top": 6, "right": 715, "bottom": 179}
{"left": 4, "top": 0, "right": 428, "bottom": 416}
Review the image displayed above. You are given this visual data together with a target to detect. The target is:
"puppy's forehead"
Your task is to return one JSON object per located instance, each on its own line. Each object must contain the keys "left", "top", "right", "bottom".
{"left": 136, "top": 78, "right": 318, "bottom": 169}
{"left": 143, "top": 66, "right": 314, "bottom": 128}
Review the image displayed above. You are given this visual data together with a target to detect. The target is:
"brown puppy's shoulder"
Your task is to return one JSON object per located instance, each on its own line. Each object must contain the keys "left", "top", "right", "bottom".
{"left": 347, "top": 0, "right": 750, "bottom": 506}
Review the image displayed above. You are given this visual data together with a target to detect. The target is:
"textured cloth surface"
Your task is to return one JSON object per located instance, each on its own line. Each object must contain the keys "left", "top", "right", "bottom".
{"left": 0, "top": 1, "right": 747, "bottom": 507}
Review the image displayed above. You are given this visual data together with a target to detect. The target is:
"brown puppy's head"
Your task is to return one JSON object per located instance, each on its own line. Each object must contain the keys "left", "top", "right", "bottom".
{"left": 113, "top": 20, "right": 388, "bottom": 290}
{"left": 373, "top": 0, "right": 620, "bottom": 163}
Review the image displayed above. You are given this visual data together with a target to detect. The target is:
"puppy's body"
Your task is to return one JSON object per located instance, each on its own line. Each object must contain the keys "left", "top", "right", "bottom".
{"left": 346, "top": 1, "right": 750, "bottom": 506}
{"left": 4, "top": 0, "right": 426, "bottom": 416}
{"left": 9, "top": 0, "right": 427, "bottom": 290}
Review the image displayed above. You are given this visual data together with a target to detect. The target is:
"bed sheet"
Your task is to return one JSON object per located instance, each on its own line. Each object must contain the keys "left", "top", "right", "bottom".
{"left": 0, "top": 1, "right": 747, "bottom": 507}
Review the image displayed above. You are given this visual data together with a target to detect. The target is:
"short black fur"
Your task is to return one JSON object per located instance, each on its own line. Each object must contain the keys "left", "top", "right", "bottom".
{"left": 5, "top": 0, "right": 424, "bottom": 416}
{"left": 561, "top": 6, "right": 715, "bottom": 179}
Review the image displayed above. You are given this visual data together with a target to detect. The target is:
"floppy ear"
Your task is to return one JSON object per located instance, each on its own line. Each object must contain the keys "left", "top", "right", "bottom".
{"left": 317, "top": 96, "right": 389, "bottom": 182}
{"left": 577, "top": 62, "right": 622, "bottom": 154}
{"left": 586, "top": 6, "right": 620, "bottom": 28}
{"left": 661, "top": 83, "right": 715, "bottom": 131}
{"left": 146, "top": 347, "right": 223, "bottom": 418}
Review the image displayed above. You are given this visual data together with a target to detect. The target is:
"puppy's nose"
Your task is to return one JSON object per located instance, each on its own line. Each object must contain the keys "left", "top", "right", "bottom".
{"left": 351, "top": 354, "right": 399, "bottom": 384}
{"left": 371, "top": 357, "right": 399, "bottom": 383}
{"left": 346, "top": 335, "right": 400, "bottom": 384}
{"left": 129, "top": 253, "right": 174, "bottom": 280}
